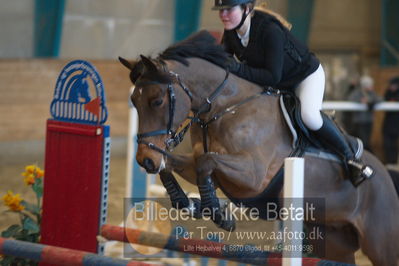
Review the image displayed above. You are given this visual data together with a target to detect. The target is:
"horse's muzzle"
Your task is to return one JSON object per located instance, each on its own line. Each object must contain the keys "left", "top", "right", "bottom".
{"left": 136, "top": 139, "right": 168, "bottom": 174}
{"left": 142, "top": 157, "right": 157, "bottom": 174}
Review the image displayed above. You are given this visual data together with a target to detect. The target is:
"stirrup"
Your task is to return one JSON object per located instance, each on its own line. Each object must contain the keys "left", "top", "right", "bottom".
{"left": 348, "top": 160, "right": 374, "bottom": 187}
{"left": 346, "top": 136, "right": 363, "bottom": 160}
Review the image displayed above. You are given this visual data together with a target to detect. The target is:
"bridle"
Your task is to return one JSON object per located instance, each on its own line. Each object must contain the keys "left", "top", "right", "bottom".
{"left": 135, "top": 58, "right": 280, "bottom": 158}
{"left": 136, "top": 59, "right": 230, "bottom": 157}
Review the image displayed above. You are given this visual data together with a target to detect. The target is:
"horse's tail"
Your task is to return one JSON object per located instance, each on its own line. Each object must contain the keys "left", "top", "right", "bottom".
{"left": 387, "top": 168, "right": 399, "bottom": 197}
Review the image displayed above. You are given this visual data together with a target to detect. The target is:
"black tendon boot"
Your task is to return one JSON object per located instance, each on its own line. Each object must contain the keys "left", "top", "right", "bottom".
{"left": 313, "top": 114, "right": 374, "bottom": 186}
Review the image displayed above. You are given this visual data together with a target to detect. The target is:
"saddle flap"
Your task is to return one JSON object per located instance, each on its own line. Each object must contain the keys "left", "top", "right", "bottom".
{"left": 279, "top": 92, "right": 319, "bottom": 149}
{"left": 279, "top": 92, "right": 364, "bottom": 159}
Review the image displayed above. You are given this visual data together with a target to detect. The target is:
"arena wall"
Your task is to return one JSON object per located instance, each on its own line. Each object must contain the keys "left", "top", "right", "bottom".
{"left": 0, "top": 59, "right": 131, "bottom": 164}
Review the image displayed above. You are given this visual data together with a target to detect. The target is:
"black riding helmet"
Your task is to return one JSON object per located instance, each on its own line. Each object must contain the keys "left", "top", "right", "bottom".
{"left": 212, "top": 0, "right": 255, "bottom": 10}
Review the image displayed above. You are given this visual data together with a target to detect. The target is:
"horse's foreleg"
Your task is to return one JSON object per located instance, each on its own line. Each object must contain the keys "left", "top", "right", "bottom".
{"left": 195, "top": 152, "right": 265, "bottom": 231}
{"left": 196, "top": 151, "right": 266, "bottom": 193}
{"left": 159, "top": 171, "right": 202, "bottom": 218}
{"left": 159, "top": 171, "right": 189, "bottom": 208}
{"left": 197, "top": 174, "right": 236, "bottom": 231}
{"left": 161, "top": 153, "right": 203, "bottom": 217}
{"left": 166, "top": 153, "right": 197, "bottom": 185}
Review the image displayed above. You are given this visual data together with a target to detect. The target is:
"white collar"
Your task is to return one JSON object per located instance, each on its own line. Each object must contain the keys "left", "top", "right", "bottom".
{"left": 237, "top": 22, "right": 251, "bottom": 47}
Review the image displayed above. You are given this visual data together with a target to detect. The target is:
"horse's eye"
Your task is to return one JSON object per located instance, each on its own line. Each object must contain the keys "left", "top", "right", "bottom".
{"left": 151, "top": 98, "right": 163, "bottom": 108}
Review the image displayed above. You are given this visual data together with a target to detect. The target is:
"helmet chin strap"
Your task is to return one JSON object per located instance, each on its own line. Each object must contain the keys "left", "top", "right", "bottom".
{"left": 231, "top": 7, "right": 250, "bottom": 31}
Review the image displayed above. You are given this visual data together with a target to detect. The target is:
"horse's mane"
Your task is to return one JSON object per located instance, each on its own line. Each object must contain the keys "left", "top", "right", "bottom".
{"left": 159, "top": 30, "right": 229, "bottom": 68}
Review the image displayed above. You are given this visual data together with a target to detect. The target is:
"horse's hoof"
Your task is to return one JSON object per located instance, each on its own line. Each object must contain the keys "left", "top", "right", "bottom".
{"left": 188, "top": 197, "right": 202, "bottom": 219}
{"left": 218, "top": 217, "right": 236, "bottom": 232}
{"left": 212, "top": 208, "right": 236, "bottom": 232}
{"left": 171, "top": 198, "right": 189, "bottom": 209}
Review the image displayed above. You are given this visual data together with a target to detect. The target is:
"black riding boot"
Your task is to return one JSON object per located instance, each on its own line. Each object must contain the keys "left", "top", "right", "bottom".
{"left": 313, "top": 114, "right": 374, "bottom": 187}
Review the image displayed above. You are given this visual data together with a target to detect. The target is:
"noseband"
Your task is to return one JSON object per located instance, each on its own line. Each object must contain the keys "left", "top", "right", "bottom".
{"left": 136, "top": 59, "right": 230, "bottom": 157}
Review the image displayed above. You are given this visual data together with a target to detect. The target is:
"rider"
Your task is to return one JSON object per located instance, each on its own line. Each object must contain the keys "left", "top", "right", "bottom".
{"left": 212, "top": 0, "right": 374, "bottom": 186}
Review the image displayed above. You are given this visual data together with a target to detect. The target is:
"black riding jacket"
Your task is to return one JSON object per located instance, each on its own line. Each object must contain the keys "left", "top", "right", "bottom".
{"left": 222, "top": 10, "right": 319, "bottom": 89}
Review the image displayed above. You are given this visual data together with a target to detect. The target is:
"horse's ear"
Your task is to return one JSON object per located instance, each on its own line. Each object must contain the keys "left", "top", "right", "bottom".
{"left": 118, "top": 56, "right": 135, "bottom": 70}
{"left": 140, "top": 55, "right": 158, "bottom": 73}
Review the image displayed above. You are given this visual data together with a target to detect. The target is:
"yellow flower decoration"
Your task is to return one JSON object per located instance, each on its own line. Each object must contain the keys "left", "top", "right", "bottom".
{"left": 21, "top": 165, "right": 44, "bottom": 185}
{"left": 24, "top": 174, "right": 36, "bottom": 186}
{"left": 25, "top": 165, "right": 36, "bottom": 174}
{"left": 36, "top": 168, "right": 44, "bottom": 178}
{"left": 2, "top": 191, "right": 24, "bottom": 211}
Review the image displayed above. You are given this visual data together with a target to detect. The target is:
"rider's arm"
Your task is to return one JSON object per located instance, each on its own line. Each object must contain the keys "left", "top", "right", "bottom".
{"left": 230, "top": 24, "right": 285, "bottom": 86}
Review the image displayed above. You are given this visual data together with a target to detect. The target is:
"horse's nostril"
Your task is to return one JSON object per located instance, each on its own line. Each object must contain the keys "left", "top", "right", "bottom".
{"left": 143, "top": 158, "right": 155, "bottom": 172}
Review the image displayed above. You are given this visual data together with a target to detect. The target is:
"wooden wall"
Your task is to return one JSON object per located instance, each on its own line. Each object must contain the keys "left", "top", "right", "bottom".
{"left": 1, "top": 60, "right": 398, "bottom": 162}
{"left": 0, "top": 59, "right": 132, "bottom": 142}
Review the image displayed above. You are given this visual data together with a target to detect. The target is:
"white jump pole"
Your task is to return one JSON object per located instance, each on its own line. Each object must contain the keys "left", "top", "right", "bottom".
{"left": 105, "top": 87, "right": 141, "bottom": 255}
{"left": 283, "top": 157, "right": 304, "bottom": 266}
{"left": 126, "top": 86, "right": 137, "bottom": 198}
{"left": 322, "top": 101, "right": 399, "bottom": 111}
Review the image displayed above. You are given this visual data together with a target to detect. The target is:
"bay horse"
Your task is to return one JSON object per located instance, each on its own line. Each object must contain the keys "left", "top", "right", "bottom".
{"left": 119, "top": 31, "right": 399, "bottom": 265}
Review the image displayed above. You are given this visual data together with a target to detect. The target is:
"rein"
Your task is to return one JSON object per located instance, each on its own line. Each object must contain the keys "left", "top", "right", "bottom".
{"left": 136, "top": 59, "right": 280, "bottom": 157}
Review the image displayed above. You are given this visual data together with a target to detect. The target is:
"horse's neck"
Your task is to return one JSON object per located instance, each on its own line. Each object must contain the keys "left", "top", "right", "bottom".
{"left": 168, "top": 58, "right": 292, "bottom": 160}
{"left": 169, "top": 58, "right": 262, "bottom": 113}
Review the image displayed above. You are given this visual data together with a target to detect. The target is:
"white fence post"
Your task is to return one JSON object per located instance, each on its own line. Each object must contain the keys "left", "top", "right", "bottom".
{"left": 283, "top": 157, "right": 304, "bottom": 266}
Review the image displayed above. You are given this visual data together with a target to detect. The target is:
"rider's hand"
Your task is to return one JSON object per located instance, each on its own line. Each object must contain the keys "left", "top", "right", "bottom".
{"left": 226, "top": 57, "right": 241, "bottom": 73}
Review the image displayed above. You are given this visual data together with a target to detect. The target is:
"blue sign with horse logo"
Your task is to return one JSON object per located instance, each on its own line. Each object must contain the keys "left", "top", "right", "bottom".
{"left": 50, "top": 60, "right": 108, "bottom": 125}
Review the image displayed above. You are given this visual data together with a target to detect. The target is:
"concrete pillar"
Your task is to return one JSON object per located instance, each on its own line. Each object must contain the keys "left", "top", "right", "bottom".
{"left": 381, "top": 0, "right": 399, "bottom": 66}
{"left": 174, "top": 0, "right": 202, "bottom": 42}
{"left": 287, "top": 0, "right": 314, "bottom": 44}
{"left": 34, "top": 0, "right": 66, "bottom": 57}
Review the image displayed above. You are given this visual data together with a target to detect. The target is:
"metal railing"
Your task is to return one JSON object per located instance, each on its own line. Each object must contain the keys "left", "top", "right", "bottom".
{"left": 322, "top": 101, "right": 399, "bottom": 111}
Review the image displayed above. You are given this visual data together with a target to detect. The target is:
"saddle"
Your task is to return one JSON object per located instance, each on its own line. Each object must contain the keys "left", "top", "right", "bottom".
{"left": 280, "top": 91, "right": 364, "bottom": 160}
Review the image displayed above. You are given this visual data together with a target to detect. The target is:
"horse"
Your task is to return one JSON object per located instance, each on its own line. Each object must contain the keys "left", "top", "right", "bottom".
{"left": 63, "top": 71, "right": 91, "bottom": 103}
{"left": 119, "top": 31, "right": 399, "bottom": 265}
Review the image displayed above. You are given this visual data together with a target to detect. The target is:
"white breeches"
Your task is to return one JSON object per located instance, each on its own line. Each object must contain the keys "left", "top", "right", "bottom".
{"left": 295, "top": 64, "right": 325, "bottom": 131}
